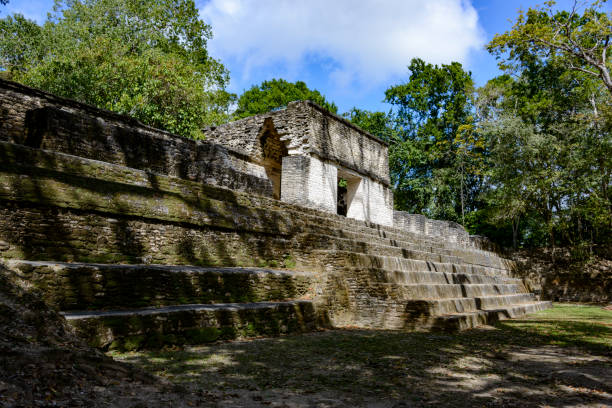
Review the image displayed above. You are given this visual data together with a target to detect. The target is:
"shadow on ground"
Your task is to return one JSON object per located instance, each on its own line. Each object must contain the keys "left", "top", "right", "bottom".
{"left": 113, "top": 307, "right": 612, "bottom": 408}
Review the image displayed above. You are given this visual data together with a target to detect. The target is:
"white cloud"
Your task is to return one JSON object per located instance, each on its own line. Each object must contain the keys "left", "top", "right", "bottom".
{"left": 199, "top": 0, "right": 485, "bottom": 88}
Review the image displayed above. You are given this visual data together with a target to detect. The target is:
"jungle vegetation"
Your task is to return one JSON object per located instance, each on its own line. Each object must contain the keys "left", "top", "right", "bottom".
{"left": 0, "top": 0, "right": 610, "bottom": 252}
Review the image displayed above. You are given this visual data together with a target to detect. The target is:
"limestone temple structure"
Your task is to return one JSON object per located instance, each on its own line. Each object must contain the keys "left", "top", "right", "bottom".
{"left": 205, "top": 101, "right": 394, "bottom": 226}
{"left": 0, "top": 79, "right": 551, "bottom": 349}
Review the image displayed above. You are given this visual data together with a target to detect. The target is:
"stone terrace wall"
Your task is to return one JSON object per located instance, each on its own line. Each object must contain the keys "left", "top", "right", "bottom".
{"left": 393, "top": 211, "right": 498, "bottom": 251}
{"left": 0, "top": 79, "right": 273, "bottom": 197}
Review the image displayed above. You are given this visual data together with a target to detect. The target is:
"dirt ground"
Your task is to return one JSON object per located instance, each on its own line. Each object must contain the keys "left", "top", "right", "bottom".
{"left": 2, "top": 263, "right": 610, "bottom": 408}
{"left": 110, "top": 305, "right": 612, "bottom": 408}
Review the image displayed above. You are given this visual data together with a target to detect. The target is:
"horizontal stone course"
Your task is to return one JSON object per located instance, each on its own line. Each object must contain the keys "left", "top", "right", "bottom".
{"left": 0, "top": 81, "right": 273, "bottom": 197}
{"left": 2, "top": 260, "right": 315, "bottom": 311}
{"left": 63, "top": 300, "right": 319, "bottom": 349}
{"left": 0, "top": 142, "right": 514, "bottom": 273}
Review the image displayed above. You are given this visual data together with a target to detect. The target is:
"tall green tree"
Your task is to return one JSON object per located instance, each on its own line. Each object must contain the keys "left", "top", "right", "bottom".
{"left": 481, "top": 0, "right": 612, "bottom": 251}
{"left": 343, "top": 108, "right": 395, "bottom": 143}
{"left": 480, "top": 46, "right": 611, "bottom": 250}
{"left": 235, "top": 79, "right": 337, "bottom": 119}
{"left": 488, "top": 0, "right": 612, "bottom": 95}
{"left": 0, "top": 0, "right": 233, "bottom": 138}
{"left": 384, "top": 58, "right": 479, "bottom": 222}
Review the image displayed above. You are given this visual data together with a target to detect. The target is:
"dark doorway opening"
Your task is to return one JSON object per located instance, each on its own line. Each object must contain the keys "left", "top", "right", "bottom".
{"left": 259, "top": 118, "right": 288, "bottom": 199}
{"left": 337, "top": 179, "right": 348, "bottom": 216}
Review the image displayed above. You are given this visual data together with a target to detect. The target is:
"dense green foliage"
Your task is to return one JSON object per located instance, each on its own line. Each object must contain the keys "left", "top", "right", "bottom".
{"left": 488, "top": 0, "right": 612, "bottom": 96}
{"left": 480, "top": 0, "right": 611, "bottom": 250}
{"left": 349, "top": 59, "right": 481, "bottom": 224}
{"left": 347, "top": 1, "right": 610, "bottom": 251}
{"left": 0, "top": 0, "right": 233, "bottom": 138}
{"left": 235, "top": 78, "right": 337, "bottom": 119}
{"left": 343, "top": 108, "right": 395, "bottom": 143}
{"left": 383, "top": 59, "right": 480, "bottom": 223}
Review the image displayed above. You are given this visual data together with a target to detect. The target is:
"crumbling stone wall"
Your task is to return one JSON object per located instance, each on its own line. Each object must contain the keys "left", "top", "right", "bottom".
{"left": 204, "top": 99, "right": 394, "bottom": 225}
{"left": 511, "top": 249, "right": 611, "bottom": 303}
{"left": 0, "top": 79, "right": 273, "bottom": 197}
{"left": 205, "top": 100, "right": 390, "bottom": 185}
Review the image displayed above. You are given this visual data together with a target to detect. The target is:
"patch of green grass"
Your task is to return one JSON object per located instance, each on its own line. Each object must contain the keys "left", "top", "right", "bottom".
{"left": 283, "top": 255, "right": 296, "bottom": 269}
{"left": 498, "top": 304, "right": 612, "bottom": 351}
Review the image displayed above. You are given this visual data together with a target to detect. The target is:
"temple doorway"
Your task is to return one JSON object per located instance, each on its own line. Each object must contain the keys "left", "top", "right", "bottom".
{"left": 337, "top": 169, "right": 361, "bottom": 217}
{"left": 259, "top": 118, "right": 288, "bottom": 199}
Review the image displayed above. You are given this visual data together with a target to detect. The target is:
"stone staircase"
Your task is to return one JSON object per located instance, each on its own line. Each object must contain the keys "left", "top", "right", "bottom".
{"left": 1, "top": 260, "right": 319, "bottom": 350}
{"left": 0, "top": 82, "right": 551, "bottom": 349}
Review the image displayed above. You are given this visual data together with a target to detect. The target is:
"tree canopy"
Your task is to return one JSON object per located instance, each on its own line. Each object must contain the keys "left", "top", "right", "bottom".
{"left": 0, "top": 0, "right": 233, "bottom": 138}
{"left": 481, "top": 0, "right": 611, "bottom": 250}
{"left": 488, "top": 0, "right": 612, "bottom": 95}
{"left": 382, "top": 58, "right": 479, "bottom": 223}
{"left": 235, "top": 79, "right": 337, "bottom": 119}
{"left": 344, "top": 1, "right": 610, "bottom": 253}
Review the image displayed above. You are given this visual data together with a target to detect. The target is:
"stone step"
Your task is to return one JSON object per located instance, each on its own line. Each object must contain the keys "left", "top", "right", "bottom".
{"left": 462, "top": 283, "right": 522, "bottom": 297}
{"left": 303, "top": 231, "right": 452, "bottom": 256}
{"left": 335, "top": 222, "right": 511, "bottom": 269}
{"left": 482, "top": 300, "right": 553, "bottom": 318}
{"left": 1, "top": 260, "right": 315, "bottom": 311}
{"left": 475, "top": 293, "right": 535, "bottom": 309}
{"left": 305, "top": 234, "right": 462, "bottom": 264}
{"left": 306, "top": 232, "right": 512, "bottom": 271}
{"left": 405, "top": 301, "right": 553, "bottom": 332}
{"left": 329, "top": 227, "right": 506, "bottom": 267}
{"left": 377, "top": 283, "right": 465, "bottom": 299}
{"left": 360, "top": 268, "right": 522, "bottom": 286}
{"left": 314, "top": 221, "right": 448, "bottom": 250}
{"left": 380, "top": 283, "right": 525, "bottom": 300}
{"left": 404, "top": 293, "right": 536, "bottom": 317}
{"left": 313, "top": 250, "right": 513, "bottom": 278}
{"left": 312, "top": 214, "right": 505, "bottom": 259}
{"left": 405, "top": 297, "right": 479, "bottom": 316}
{"left": 62, "top": 300, "right": 318, "bottom": 350}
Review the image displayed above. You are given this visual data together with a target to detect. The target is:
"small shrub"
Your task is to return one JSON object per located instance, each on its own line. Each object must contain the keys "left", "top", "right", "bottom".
{"left": 283, "top": 255, "right": 297, "bottom": 269}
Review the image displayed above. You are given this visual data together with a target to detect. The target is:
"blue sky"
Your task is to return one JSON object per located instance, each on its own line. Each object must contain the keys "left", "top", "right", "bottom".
{"left": 2, "top": 0, "right": 596, "bottom": 113}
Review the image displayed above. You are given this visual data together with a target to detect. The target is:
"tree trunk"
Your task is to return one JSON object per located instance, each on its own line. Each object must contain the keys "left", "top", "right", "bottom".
{"left": 512, "top": 215, "right": 520, "bottom": 249}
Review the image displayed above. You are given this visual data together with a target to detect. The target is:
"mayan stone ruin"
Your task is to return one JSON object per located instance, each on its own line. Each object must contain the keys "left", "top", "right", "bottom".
{"left": 0, "top": 79, "right": 552, "bottom": 349}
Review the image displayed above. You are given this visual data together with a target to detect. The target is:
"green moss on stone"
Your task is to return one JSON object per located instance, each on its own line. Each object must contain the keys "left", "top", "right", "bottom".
{"left": 283, "top": 255, "right": 297, "bottom": 269}
{"left": 220, "top": 326, "right": 237, "bottom": 339}
{"left": 185, "top": 327, "right": 221, "bottom": 344}
{"left": 122, "top": 335, "right": 146, "bottom": 351}
{"left": 145, "top": 334, "right": 166, "bottom": 349}
{"left": 108, "top": 339, "right": 123, "bottom": 351}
